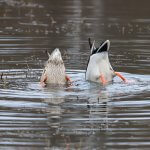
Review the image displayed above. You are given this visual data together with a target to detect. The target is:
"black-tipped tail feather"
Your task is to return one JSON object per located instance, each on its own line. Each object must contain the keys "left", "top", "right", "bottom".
{"left": 88, "top": 38, "right": 110, "bottom": 55}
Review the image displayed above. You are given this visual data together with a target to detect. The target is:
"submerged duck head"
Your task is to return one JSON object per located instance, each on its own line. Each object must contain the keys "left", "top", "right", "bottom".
{"left": 86, "top": 38, "right": 126, "bottom": 85}
{"left": 40, "top": 48, "right": 71, "bottom": 86}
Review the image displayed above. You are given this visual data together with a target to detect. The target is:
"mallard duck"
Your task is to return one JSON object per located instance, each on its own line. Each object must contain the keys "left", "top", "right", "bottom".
{"left": 85, "top": 38, "right": 126, "bottom": 85}
{"left": 40, "top": 48, "right": 71, "bottom": 87}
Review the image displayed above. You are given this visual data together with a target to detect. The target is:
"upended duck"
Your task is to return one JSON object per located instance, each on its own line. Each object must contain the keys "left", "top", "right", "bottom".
{"left": 85, "top": 38, "right": 126, "bottom": 85}
{"left": 40, "top": 48, "right": 71, "bottom": 87}
{"left": 40, "top": 40, "right": 126, "bottom": 87}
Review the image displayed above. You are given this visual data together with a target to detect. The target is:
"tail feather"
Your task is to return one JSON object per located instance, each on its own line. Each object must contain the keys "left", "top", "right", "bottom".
{"left": 88, "top": 38, "right": 92, "bottom": 49}
{"left": 97, "top": 40, "right": 110, "bottom": 53}
{"left": 88, "top": 38, "right": 110, "bottom": 55}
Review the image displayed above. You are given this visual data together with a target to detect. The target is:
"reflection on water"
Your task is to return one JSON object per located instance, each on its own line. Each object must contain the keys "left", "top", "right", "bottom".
{"left": 0, "top": 0, "right": 150, "bottom": 149}
{"left": 0, "top": 69, "right": 150, "bottom": 149}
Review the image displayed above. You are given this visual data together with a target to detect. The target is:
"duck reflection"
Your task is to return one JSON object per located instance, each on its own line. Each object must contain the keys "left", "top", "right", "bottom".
{"left": 42, "top": 87, "right": 109, "bottom": 149}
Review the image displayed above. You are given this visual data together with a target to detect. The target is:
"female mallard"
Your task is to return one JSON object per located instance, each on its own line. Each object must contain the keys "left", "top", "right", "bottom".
{"left": 85, "top": 38, "right": 126, "bottom": 85}
{"left": 40, "top": 48, "right": 71, "bottom": 87}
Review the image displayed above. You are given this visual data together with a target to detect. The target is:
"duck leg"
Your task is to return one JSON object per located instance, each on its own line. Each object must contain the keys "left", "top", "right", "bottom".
{"left": 115, "top": 72, "right": 126, "bottom": 82}
{"left": 40, "top": 75, "right": 47, "bottom": 87}
{"left": 65, "top": 75, "right": 73, "bottom": 86}
{"left": 65, "top": 75, "right": 71, "bottom": 82}
{"left": 100, "top": 74, "right": 107, "bottom": 85}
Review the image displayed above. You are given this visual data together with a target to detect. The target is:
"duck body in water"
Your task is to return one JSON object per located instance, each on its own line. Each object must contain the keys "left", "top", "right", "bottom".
{"left": 40, "top": 48, "right": 71, "bottom": 87}
{"left": 86, "top": 38, "right": 126, "bottom": 85}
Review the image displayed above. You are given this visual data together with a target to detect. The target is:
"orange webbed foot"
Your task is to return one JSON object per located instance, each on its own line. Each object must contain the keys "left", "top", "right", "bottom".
{"left": 115, "top": 72, "right": 127, "bottom": 83}
{"left": 40, "top": 75, "right": 47, "bottom": 87}
{"left": 100, "top": 74, "right": 107, "bottom": 85}
{"left": 65, "top": 75, "right": 73, "bottom": 86}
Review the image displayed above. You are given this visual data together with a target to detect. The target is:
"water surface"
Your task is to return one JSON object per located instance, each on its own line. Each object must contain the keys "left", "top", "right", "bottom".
{"left": 0, "top": 0, "right": 150, "bottom": 149}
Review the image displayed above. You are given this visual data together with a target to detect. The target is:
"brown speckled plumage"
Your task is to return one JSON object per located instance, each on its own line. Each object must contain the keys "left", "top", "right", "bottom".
{"left": 40, "top": 48, "right": 67, "bottom": 85}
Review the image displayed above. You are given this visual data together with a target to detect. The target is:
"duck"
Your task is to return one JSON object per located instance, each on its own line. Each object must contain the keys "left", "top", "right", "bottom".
{"left": 40, "top": 48, "right": 71, "bottom": 87}
{"left": 85, "top": 38, "right": 126, "bottom": 85}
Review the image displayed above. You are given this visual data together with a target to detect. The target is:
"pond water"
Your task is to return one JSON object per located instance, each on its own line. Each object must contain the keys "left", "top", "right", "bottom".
{"left": 0, "top": 0, "right": 150, "bottom": 150}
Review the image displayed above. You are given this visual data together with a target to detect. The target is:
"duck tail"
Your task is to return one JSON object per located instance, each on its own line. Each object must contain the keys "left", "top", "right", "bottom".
{"left": 88, "top": 38, "right": 92, "bottom": 49}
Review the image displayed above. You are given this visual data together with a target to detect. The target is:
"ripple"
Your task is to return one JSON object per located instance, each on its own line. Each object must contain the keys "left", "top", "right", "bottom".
{"left": 0, "top": 0, "right": 150, "bottom": 149}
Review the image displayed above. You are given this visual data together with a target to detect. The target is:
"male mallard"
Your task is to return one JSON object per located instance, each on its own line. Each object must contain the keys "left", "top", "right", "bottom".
{"left": 40, "top": 48, "right": 71, "bottom": 87}
{"left": 85, "top": 38, "right": 126, "bottom": 85}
